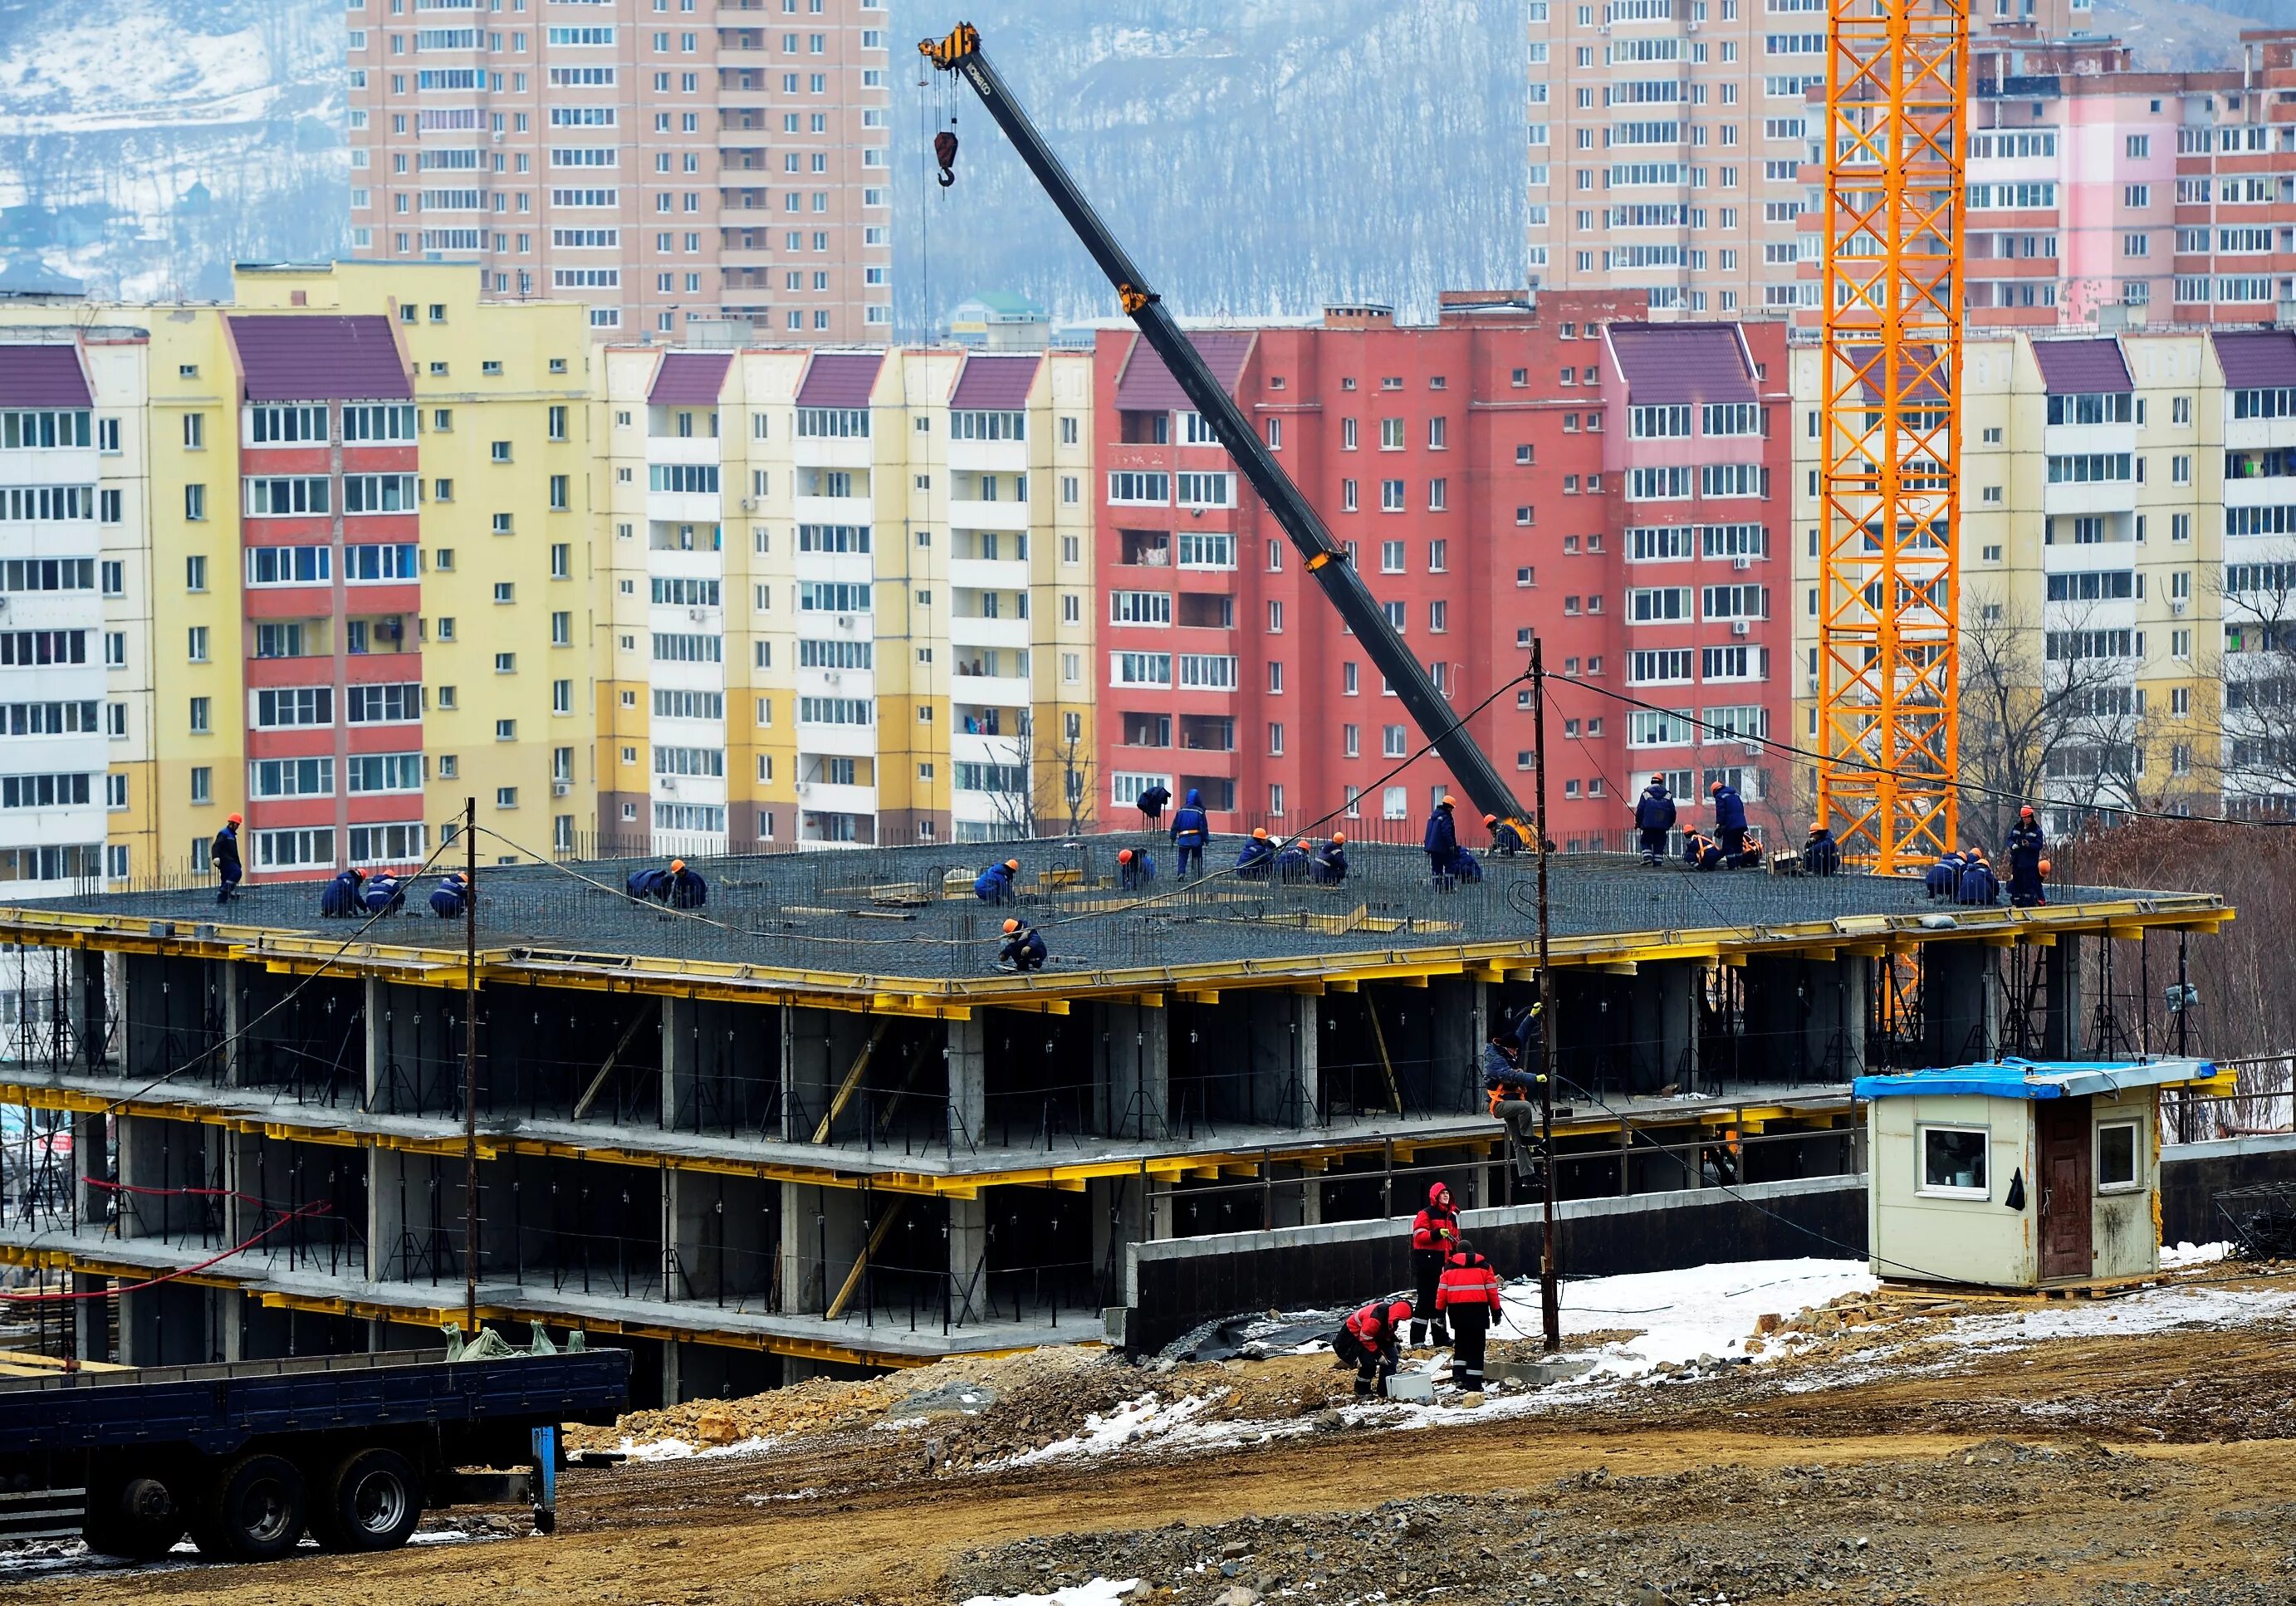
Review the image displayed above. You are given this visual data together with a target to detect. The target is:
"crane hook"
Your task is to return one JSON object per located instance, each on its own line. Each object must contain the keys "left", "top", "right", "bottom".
{"left": 933, "top": 130, "right": 959, "bottom": 188}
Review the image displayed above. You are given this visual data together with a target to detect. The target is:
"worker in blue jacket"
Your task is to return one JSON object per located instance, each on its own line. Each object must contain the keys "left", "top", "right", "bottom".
{"left": 998, "top": 917, "right": 1048, "bottom": 972}
{"left": 973, "top": 858, "right": 1020, "bottom": 904}
{"left": 664, "top": 859, "right": 707, "bottom": 908}
{"left": 1956, "top": 850, "right": 2000, "bottom": 906}
{"left": 1633, "top": 775, "right": 1677, "bottom": 866}
{"left": 1802, "top": 822, "right": 1841, "bottom": 877}
{"left": 211, "top": 812, "right": 243, "bottom": 904}
{"left": 1682, "top": 830, "right": 1724, "bottom": 872}
{"left": 1424, "top": 795, "right": 1461, "bottom": 884}
{"left": 361, "top": 872, "right": 406, "bottom": 915}
{"left": 1274, "top": 835, "right": 1313, "bottom": 882}
{"left": 429, "top": 870, "right": 472, "bottom": 918}
{"left": 1486, "top": 815, "right": 1527, "bottom": 857}
{"left": 1924, "top": 850, "right": 1965, "bottom": 900}
{"left": 1312, "top": 834, "right": 1350, "bottom": 885}
{"left": 2005, "top": 805, "right": 2047, "bottom": 907}
{"left": 319, "top": 867, "right": 366, "bottom": 917}
{"left": 1169, "top": 788, "right": 1209, "bottom": 877}
{"left": 626, "top": 866, "right": 670, "bottom": 902}
{"left": 1116, "top": 847, "right": 1155, "bottom": 892}
{"left": 1709, "top": 779, "right": 1749, "bottom": 861}
{"left": 1235, "top": 827, "right": 1276, "bottom": 880}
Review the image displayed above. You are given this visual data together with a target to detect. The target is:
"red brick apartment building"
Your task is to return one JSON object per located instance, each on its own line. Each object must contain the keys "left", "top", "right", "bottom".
{"left": 1091, "top": 293, "right": 1795, "bottom": 850}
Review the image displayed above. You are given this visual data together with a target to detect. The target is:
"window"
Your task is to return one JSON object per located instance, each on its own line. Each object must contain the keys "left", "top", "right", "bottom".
{"left": 1919, "top": 1126, "right": 1989, "bottom": 1197}
{"left": 1380, "top": 479, "right": 1405, "bottom": 512}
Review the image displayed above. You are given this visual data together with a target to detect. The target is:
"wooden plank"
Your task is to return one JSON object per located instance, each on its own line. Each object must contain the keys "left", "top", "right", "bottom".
{"left": 570, "top": 1003, "right": 658, "bottom": 1122}
{"left": 824, "top": 1198, "right": 904, "bottom": 1320}
{"left": 812, "top": 1018, "right": 894, "bottom": 1144}
{"left": 1363, "top": 993, "right": 1405, "bottom": 1114}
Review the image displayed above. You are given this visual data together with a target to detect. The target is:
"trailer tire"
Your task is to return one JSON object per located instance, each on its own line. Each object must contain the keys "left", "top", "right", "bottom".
{"left": 188, "top": 1453, "right": 306, "bottom": 1563}
{"left": 82, "top": 1476, "right": 184, "bottom": 1561}
{"left": 307, "top": 1447, "right": 422, "bottom": 1553}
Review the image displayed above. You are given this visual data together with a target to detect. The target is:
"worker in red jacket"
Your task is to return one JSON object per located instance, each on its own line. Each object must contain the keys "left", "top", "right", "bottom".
{"left": 1408, "top": 1181, "right": 1461, "bottom": 1347}
{"left": 1435, "top": 1239, "right": 1505, "bottom": 1393}
{"left": 1334, "top": 1298, "right": 1413, "bottom": 1398}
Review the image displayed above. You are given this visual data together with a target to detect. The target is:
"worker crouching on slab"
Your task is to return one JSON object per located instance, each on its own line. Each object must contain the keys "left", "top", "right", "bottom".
{"left": 998, "top": 918, "right": 1047, "bottom": 972}
{"left": 318, "top": 866, "right": 365, "bottom": 917}
{"left": 1436, "top": 1238, "right": 1505, "bottom": 1395}
{"left": 1407, "top": 1182, "right": 1459, "bottom": 1346}
{"left": 628, "top": 859, "right": 708, "bottom": 908}
{"left": 1116, "top": 846, "right": 1155, "bottom": 892}
{"left": 1334, "top": 1298, "right": 1412, "bottom": 1398}
{"left": 1311, "top": 834, "right": 1349, "bottom": 884}
{"left": 1234, "top": 827, "right": 1276, "bottom": 880}
{"left": 429, "top": 870, "right": 472, "bottom": 918}
{"left": 973, "top": 858, "right": 1020, "bottom": 905}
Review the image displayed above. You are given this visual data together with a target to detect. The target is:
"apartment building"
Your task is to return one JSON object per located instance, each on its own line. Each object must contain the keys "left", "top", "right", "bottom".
{"left": 0, "top": 262, "right": 599, "bottom": 885}
{"left": 597, "top": 341, "right": 1095, "bottom": 852}
{"left": 1091, "top": 294, "right": 1796, "bottom": 850}
{"left": 1788, "top": 324, "right": 2296, "bottom": 833}
{"left": 345, "top": 0, "right": 893, "bottom": 342}
{"left": 1524, "top": 0, "right": 2071, "bottom": 317}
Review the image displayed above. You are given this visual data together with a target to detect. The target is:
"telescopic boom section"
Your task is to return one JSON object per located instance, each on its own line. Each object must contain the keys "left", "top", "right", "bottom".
{"left": 920, "top": 23, "right": 1532, "bottom": 829}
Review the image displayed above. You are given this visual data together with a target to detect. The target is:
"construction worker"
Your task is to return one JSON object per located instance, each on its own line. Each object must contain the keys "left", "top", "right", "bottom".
{"left": 1311, "top": 834, "right": 1350, "bottom": 885}
{"left": 428, "top": 870, "right": 472, "bottom": 918}
{"left": 2005, "top": 805, "right": 2047, "bottom": 908}
{"left": 1116, "top": 846, "right": 1155, "bottom": 892}
{"left": 1802, "top": 820, "right": 1841, "bottom": 876}
{"left": 1483, "top": 1018, "right": 1545, "bottom": 1175}
{"left": 1956, "top": 849, "right": 2000, "bottom": 907}
{"left": 1924, "top": 849, "right": 1966, "bottom": 900}
{"left": 1682, "top": 828, "right": 1723, "bottom": 872}
{"left": 1334, "top": 1298, "right": 1412, "bottom": 1398}
{"left": 1436, "top": 1238, "right": 1505, "bottom": 1394}
{"left": 998, "top": 917, "right": 1048, "bottom": 972}
{"left": 664, "top": 859, "right": 707, "bottom": 908}
{"left": 1273, "top": 835, "right": 1314, "bottom": 882}
{"left": 973, "top": 858, "right": 1021, "bottom": 904}
{"left": 1407, "top": 1182, "right": 1460, "bottom": 1346}
{"left": 1169, "top": 788, "right": 1209, "bottom": 878}
{"left": 1423, "top": 795, "right": 1461, "bottom": 885}
{"left": 1729, "top": 829, "right": 1765, "bottom": 870}
{"left": 211, "top": 813, "right": 243, "bottom": 904}
{"left": 1486, "top": 815, "right": 1527, "bottom": 856}
{"left": 1709, "top": 778, "right": 1749, "bottom": 861}
{"left": 1135, "top": 781, "right": 1171, "bottom": 831}
{"left": 360, "top": 871, "right": 407, "bottom": 915}
{"left": 1235, "top": 826, "right": 1277, "bottom": 880}
{"left": 1633, "top": 775, "right": 1677, "bottom": 865}
{"left": 318, "top": 866, "right": 366, "bottom": 918}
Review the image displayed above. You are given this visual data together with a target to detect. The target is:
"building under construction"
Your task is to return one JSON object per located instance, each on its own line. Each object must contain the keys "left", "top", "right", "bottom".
{"left": 0, "top": 840, "right": 2229, "bottom": 1404}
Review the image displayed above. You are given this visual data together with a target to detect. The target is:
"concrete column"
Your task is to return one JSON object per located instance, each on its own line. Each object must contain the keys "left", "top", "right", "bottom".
{"left": 1097, "top": 1002, "right": 1169, "bottom": 1141}
{"left": 1088, "top": 1172, "right": 1150, "bottom": 1308}
{"left": 947, "top": 1195, "right": 989, "bottom": 1324}
{"left": 775, "top": 1182, "right": 862, "bottom": 1316}
{"left": 2042, "top": 936, "right": 2083, "bottom": 1059}
{"left": 1810, "top": 955, "right": 1869, "bottom": 1082}
{"left": 1629, "top": 963, "right": 1699, "bottom": 1094}
{"left": 947, "top": 1017, "right": 986, "bottom": 1152}
{"left": 71, "top": 948, "right": 108, "bottom": 1072}
{"left": 1923, "top": 943, "right": 1999, "bottom": 1065}
{"left": 1429, "top": 977, "right": 1486, "bottom": 1114}
{"left": 663, "top": 996, "right": 696, "bottom": 1133}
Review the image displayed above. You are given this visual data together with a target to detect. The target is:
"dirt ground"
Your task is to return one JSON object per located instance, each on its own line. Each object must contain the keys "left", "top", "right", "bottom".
{"left": 14, "top": 1276, "right": 2296, "bottom": 1605}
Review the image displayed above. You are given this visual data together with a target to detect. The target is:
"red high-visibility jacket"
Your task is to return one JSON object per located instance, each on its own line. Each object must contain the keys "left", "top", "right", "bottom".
{"left": 1435, "top": 1251, "right": 1504, "bottom": 1316}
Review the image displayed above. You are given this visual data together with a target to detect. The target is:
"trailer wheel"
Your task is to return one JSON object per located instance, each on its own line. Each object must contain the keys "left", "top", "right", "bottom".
{"left": 82, "top": 1476, "right": 184, "bottom": 1561}
{"left": 189, "top": 1453, "right": 306, "bottom": 1563}
{"left": 307, "top": 1447, "right": 422, "bottom": 1553}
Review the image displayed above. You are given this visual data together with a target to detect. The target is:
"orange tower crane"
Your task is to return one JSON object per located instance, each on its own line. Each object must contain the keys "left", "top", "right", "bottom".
{"left": 1818, "top": 0, "right": 1967, "bottom": 873}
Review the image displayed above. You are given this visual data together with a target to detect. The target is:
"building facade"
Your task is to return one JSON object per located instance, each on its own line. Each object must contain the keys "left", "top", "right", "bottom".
{"left": 345, "top": 0, "right": 893, "bottom": 342}
{"left": 1525, "top": 0, "right": 2075, "bottom": 317}
{"left": 596, "top": 341, "right": 1096, "bottom": 852}
{"left": 0, "top": 262, "right": 600, "bottom": 887}
{"left": 1090, "top": 295, "right": 1796, "bottom": 852}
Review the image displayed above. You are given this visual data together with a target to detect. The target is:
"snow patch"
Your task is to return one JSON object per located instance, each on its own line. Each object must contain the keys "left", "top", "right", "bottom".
{"left": 610, "top": 1432, "right": 782, "bottom": 1463}
{"left": 1503, "top": 1256, "right": 1882, "bottom": 1380}
{"left": 2161, "top": 1241, "right": 2230, "bottom": 1268}
{"left": 960, "top": 1581, "right": 1144, "bottom": 1606}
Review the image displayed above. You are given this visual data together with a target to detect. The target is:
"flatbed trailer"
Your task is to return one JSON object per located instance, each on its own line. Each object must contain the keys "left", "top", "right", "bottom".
{"left": 0, "top": 1344, "right": 629, "bottom": 1563}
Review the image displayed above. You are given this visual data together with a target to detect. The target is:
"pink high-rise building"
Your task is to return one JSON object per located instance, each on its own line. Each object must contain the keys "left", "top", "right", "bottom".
{"left": 345, "top": 0, "right": 893, "bottom": 342}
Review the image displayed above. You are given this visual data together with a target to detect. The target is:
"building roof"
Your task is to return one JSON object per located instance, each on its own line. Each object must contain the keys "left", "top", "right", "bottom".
{"left": 949, "top": 353, "right": 1040, "bottom": 409}
{"left": 0, "top": 343, "right": 88, "bottom": 407}
{"left": 954, "top": 291, "right": 1047, "bottom": 321}
{"left": 649, "top": 350, "right": 732, "bottom": 406}
{"left": 796, "top": 350, "right": 883, "bottom": 408}
{"left": 1853, "top": 1056, "right": 2224, "bottom": 1102}
{"left": 1847, "top": 345, "right": 1948, "bottom": 405}
{"left": 1113, "top": 331, "right": 1255, "bottom": 411}
{"left": 2031, "top": 337, "right": 2132, "bottom": 394}
{"left": 2212, "top": 329, "right": 2296, "bottom": 389}
{"left": 227, "top": 315, "right": 410, "bottom": 403}
{"left": 1604, "top": 323, "right": 1755, "bottom": 406}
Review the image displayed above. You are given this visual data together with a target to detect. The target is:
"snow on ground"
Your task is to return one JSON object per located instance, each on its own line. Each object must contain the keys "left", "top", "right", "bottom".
{"left": 611, "top": 1432, "right": 783, "bottom": 1463}
{"left": 2161, "top": 1241, "right": 2231, "bottom": 1269}
{"left": 987, "top": 1390, "right": 1234, "bottom": 1470}
{"left": 960, "top": 1581, "right": 1143, "bottom": 1606}
{"left": 1519, "top": 1256, "right": 1882, "bottom": 1379}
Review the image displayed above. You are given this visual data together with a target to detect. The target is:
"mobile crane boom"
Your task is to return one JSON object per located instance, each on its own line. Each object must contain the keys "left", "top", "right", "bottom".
{"left": 920, "top": 23, "right": 1532, "bottom": 830}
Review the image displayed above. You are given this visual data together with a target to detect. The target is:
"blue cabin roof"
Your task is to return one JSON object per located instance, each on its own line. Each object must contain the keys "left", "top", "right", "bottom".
{"left": 1853, "top": 1055, "right": 2220, "bottom": 1102}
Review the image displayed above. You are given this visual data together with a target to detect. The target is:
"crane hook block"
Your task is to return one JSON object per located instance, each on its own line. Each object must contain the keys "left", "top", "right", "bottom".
{"left": 933, "top": 130, "right": 959, "bottom": 188}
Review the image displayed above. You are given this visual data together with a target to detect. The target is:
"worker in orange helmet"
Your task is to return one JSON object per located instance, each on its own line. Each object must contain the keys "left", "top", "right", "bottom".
{"left": 1116, "top": 845, "right": 1156, "bottom": 892}
{"left": 1312, "top": 832, "right": 1350, "bottom": 885}
{"left": 1486, "top": 812, "right": 1528, "bottom": 857}
{"left": 973, "top": 857, "right": 1021, "bottom": 905}
{"left": 1709, "top": 777, "right": 1748, "bottom": 862}
{"left": 1235, "top": 825, "right": 1277, "bottom": 880}
{"left": 997, "top": 915, "right": 1047, "bottom": 972}
{"left": 2005, "top": 804, "right": 2047, "bottom": 907}
{"left": 1802, "top": 819, "right": 1841, "bottom": 876}
{"left": 1633, "top": 773, "right": 1677, "bottom": 865}
{"left": 212, "top": 811, "right": 244, "bottom": 904}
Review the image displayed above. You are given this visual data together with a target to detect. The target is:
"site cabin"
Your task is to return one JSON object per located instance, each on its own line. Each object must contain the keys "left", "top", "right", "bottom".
{"left": 1853, "top": 1058, "right": 2230, "bottom": 1292}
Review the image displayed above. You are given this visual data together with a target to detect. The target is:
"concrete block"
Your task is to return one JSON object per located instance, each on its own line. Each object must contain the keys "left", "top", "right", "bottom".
{"left": 1384, "top": 1369, "right": 1437, "bottom": 1403}
{"left": 1486, "top": 1354, "right": 1598, "bottom": 1388}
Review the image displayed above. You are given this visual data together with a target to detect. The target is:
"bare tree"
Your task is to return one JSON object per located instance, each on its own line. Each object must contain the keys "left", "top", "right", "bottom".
{"left": 982, "top": 722, "right": 1099, "bottom": 840}
{"left": 2205, "top": 547, "right": 2296, "bottom": 814}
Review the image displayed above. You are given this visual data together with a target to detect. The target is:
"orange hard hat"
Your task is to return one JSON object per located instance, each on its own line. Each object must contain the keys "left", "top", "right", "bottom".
{"left": 1118, "top": 849, "right": 1134, "bottom": 864}
{"left": 1483, "top": 814, "right": 1498, "bottom": 825}
{"left": 2019, "top": 805, "right": 2035, "bottom": 818}
{"left": 1649, "top": 774, "right": 1665, "bottom": 785}
{"left": 1002, "top": 918, "right": 1020, "bottom": 933}
{"left": 1252, "top": 827, "right": 1268, "bottom": 840}
{"left": 1005, "top": 859, "right": 1020, "bottom": 871}
{"left": 1809, "top": 820, "right": 1824, "bottom": 833}
{"left": 1709, "top": 781, "right": 1723, "bottom": 794}
{"left": 671, "top": 859, "right": 685, "bottom": 873}
{"left": 2038, "top": 858, "right": 2052, "bottom": 876}
{"left": 1441, "top": 795, "right": 1456, "bottom": 807}
{"left": 227, "top": 812, "right": 242, "bottom": 825}
{"left": 1331, "top": 833, "right": 1346, "bottom": 845}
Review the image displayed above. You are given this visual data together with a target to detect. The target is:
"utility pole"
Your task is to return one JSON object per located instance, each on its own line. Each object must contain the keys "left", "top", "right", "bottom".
{"left": 462, "top": 796, "right": 479, "bottom": 1335}
{"left": 1530, "top": 640, "right": 1559, "bottom": 1354}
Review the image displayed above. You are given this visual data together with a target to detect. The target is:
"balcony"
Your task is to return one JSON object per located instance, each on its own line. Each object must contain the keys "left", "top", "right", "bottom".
{"left": 947, "top": 436, "right": 1030, "bottom": 475}
{"left": 796, "top": 719, "right": 876, "bottom": 759}
{"left": 949, "top": 614, "right": 1029, "bottom": 653}
{"left": 947, "top": 496, "right": 1030, "bottom": 533}
{"left": 949, "top": 556, "right": 1029, "bottom": 594}
{"left": 793, "top": 779, "right": 877, "bottom": 817}
{"left": 792, "top": 492, "right": 872, "bottom": 528}
{"left": 952, "top": 673, "right": 1030, "bottom": 708}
